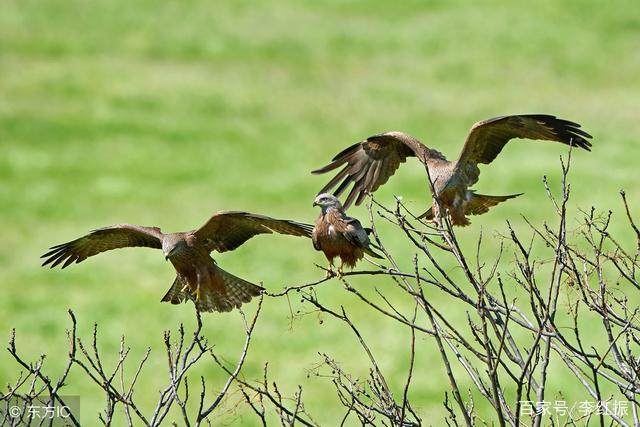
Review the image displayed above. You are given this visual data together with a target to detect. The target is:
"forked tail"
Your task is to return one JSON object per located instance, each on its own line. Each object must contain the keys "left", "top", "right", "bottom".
{"left": 161, "top": 266, "right": 263, "bottom": 313}
{"left": 418, "top": 192, "right": 523, "bottom": 223}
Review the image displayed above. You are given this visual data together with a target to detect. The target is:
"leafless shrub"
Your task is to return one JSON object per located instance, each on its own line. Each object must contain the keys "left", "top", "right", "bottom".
{"left": 2, "top": 298, "right": 263, "bottom": 426}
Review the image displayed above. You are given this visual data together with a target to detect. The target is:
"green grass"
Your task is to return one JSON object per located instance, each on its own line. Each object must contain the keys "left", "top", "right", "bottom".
{"left": 1, "top": 0, "right": 639, "bottom": 424}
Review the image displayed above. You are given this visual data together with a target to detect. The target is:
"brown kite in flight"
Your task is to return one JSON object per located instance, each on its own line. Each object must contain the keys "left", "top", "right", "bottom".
{"left": 42, "top": 211, "right": 313, "bottom": 312}
{"left": 312, "top": 193, "right": 383, "bottom": 275}
{"left": 313, "top": 114, "right": 592, "bottom": 226}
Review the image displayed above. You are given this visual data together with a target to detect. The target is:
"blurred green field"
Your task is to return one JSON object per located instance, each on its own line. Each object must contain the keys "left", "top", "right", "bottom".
{"left": 1, "top": 0, "right": 640, "bottom": 424}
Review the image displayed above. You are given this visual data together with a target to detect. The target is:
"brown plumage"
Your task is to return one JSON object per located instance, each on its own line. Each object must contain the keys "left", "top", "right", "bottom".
{"left": 42, "top": 211, "right": 313, "bottom": 312}
{"left": 313, "top": 114, "right": 592, "bottom": 226}
{"left": 312, "top": 194, "right": 383, "bottom": 274}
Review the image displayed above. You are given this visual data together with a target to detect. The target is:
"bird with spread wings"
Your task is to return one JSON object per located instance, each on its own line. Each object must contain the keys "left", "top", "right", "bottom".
{"left": 42, "top": 211, "right": 313, "bottom": 312}
{"left": 312, "top": 114, "right": 592, "bottom": 226}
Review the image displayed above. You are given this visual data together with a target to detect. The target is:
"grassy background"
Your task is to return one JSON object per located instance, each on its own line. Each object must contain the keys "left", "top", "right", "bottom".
{"left": 1, "top": 0, "right": 639, "bottom": 424}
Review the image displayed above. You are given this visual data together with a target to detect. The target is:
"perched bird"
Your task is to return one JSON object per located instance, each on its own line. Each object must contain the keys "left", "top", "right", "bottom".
{"left": 312, "top": 193, "right": 383, "bottom": 275}
{"left": 42, "top": 211, "right": 313, "bottom": 312}
{"left": 312, "top": 114, "right": 592, "bottom": 226}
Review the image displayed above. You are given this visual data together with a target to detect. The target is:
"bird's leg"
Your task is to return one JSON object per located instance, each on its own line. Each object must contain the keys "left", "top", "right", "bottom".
{"left": 194, "top": 268, "right": 207, "bottom": 301}
{"left": 450, "top": 198, "right": 470, "bottom": 227}
{"left": 325, "top": 267, "right": 334, "bottom": 279}
{"left": 337, "top": 260, "right": 344, "bottom": 278}
{"left": 180, "top": 282, "right": 190, "bottom": 293}
{"left": 325, "top": 258, "right": 335, "bottom": 278}
{"left": 433, "top": 202, "right": 444, "bottom": 225}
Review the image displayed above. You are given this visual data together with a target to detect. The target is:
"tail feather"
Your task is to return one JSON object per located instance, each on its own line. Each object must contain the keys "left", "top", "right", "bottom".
{"left": 363, "top": 246, "right": 384, "bottom": 259}
{"left": 417, "top": 192, "right": 523, "bottom": 222}
{"left": 417, "top": 207, "right": 434, "bottom": 220}
{"left": 161, "top": 276, "right": 185, "bottom": 305}
{"left": 214, "top": 267, "right": 263, "bottom": 312}
{"left": 466, "top": 193, "right": 522, "bottom": 216}
{"left": 161, "top": 267, "right": 263, "bottom": 313}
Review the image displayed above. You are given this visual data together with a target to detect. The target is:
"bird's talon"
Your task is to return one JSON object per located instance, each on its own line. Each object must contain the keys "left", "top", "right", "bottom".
{"left": 190, "top": 285, "right": 201, "bottom": 301}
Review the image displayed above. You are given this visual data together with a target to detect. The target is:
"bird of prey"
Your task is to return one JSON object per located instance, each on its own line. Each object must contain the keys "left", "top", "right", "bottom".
{"left": 312, "top": 114, "right": 592, "bottom": 226}
{"left": 42, "top": 211, "right": 313, "bottom": 312}
{"left": 312, "top": 193, "right": 383, "bottom": 275}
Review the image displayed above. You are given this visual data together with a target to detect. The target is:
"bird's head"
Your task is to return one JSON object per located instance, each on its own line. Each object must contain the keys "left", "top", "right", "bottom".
{"left": 162, "top": 235, "right": 186, "bottom": 261}
{"left": 313, "top": 193, "right": 342, "bottom": 212}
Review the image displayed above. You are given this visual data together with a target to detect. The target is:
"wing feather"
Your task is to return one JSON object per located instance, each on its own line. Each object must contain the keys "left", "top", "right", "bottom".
{"left": 342, "top": 218, "right": 383, "bottom": 258}
{"left": 318, "top": 166, "right": 350, "bottom": 195}
{"left": 41, "top": 225, "right": 163, "bottom": 269}
{"left": 453, "top": 114, "right": 592, "bottom": 187}
{"left": 311, "top": 131, "right": 435, "bottom": 208}
{"left": 355, "top": 162, "right": 381, "bottom": 206}
{"left": 194, "top": 211, "right": 313, "bottom": 253}
{"left": 456, "top": 114, "right": 592, "bottom": 178}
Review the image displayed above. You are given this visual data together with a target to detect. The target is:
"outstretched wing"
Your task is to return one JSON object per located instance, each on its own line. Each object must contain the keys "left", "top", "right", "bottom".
{"left": 312, "top": 131, "right": 443, "bottom": 208}
{"left": 454, "top": 114, "right": 592, "bottom": 186}
{"left": 193, "top": 211, "right": 314, "bottom": 253}
{"left": 41, "top": 225, "right": 164, "bottom": 269}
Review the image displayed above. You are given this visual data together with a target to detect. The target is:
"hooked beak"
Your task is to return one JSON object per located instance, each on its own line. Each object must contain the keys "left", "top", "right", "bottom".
{"left": 165, "top": 255, "right": 169, "bottom": 261}
{"left": 312, "top": 201, "right": 319, "bottom": 207}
